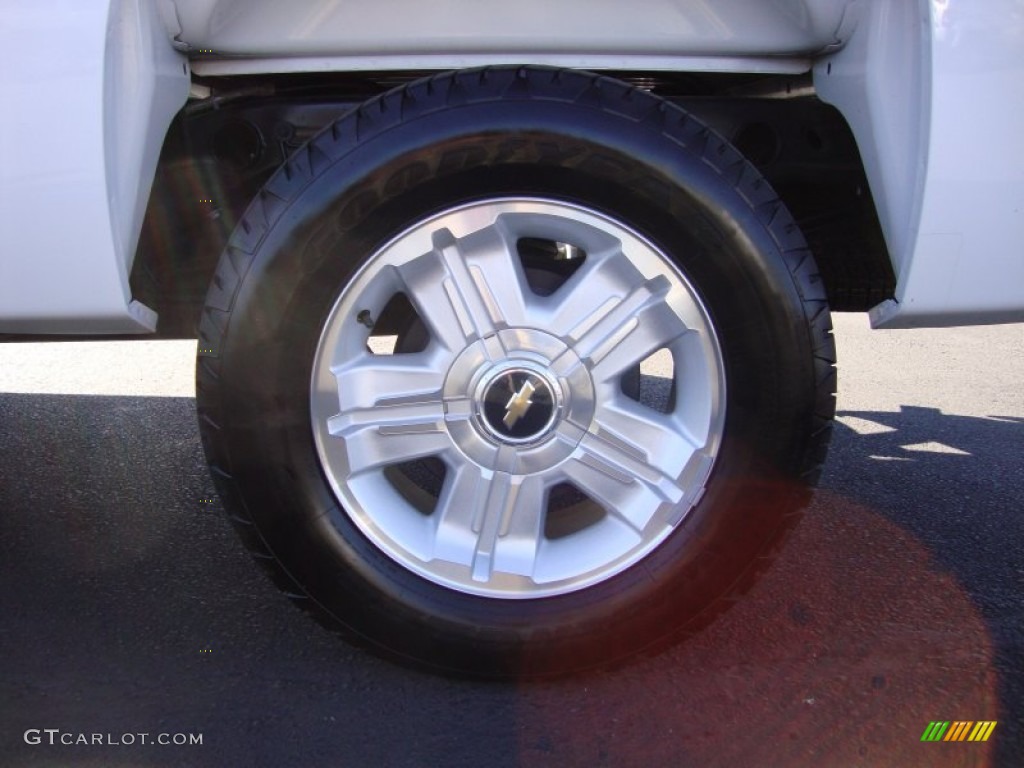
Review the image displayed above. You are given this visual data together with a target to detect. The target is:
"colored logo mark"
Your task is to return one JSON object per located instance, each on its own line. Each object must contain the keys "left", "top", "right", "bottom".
{"left": 921, "top": 721, "right": 997, "bottom": 742}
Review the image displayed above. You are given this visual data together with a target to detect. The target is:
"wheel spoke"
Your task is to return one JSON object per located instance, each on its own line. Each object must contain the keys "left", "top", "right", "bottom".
{"left": 595, "top": 399, "right": 700, "bottom": 478}
{"left": 433, "top": 465, "right": 547, "bottom": 582}
{"left": 562, "top": 427, "right": 686, "bottom": 533}
{"left": 547, "top": 248, "right": 689, "bottom": 381}
{"left": 331, "top": 352, "right": 448, "bottom": 410}
{"left": 456, "top": 218, "right": 532, "bottom": 329}
{"left": 573, "top": 277, "right": 688, "bottom": 382}
{"left": 396, "top": 225, "right": 529, "bottom": 352}
{"left": 491, "top": 474, "right": 547, "bottom": 579}
{"left": 432, "top": 463, "right": 489, "bottom": 566}
{"left": 544, "top": 248, "right": 643, "bottom": 333}
{"left": 326, "top": 398, "right": 451, "bottom": 476}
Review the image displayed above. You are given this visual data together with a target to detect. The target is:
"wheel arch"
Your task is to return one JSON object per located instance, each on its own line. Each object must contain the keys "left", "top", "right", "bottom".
{"left": 131, "top": 67, "right": 894, "bottom": 339}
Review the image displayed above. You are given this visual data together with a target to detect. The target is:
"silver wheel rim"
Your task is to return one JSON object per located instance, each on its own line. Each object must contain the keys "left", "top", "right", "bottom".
{"left": 311, "top": 199, "right": 726, "bottom": 598}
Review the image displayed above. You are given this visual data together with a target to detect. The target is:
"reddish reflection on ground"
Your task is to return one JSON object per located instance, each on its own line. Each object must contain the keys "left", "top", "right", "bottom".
{"left": 514, "top": 490, "right": 998, "bottom": 767}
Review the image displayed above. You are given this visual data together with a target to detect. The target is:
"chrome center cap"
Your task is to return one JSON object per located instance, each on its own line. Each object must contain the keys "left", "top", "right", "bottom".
{"left": 477, "top": 365, "right": 559, "bottom": 444}
{"left": 442, "top": 329, "right": 594, "bottom": 473}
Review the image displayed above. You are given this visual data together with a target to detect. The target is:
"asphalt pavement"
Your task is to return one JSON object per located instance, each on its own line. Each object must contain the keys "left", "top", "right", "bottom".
{"left": 0, "top": 314, "right": 1021, "bottom": 767}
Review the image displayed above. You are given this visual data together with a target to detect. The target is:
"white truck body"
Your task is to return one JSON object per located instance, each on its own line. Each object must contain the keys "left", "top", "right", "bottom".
{"left": 0, "top": 0, "right": 1022, "bottom": 333}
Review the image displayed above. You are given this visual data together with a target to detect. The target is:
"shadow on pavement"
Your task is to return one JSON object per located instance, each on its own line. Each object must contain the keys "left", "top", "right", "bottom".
{"left": 0, "top": 393, "right": 1018, "bottom": 766}
{"left": 828, "top": 407, "right": 1024, "bottom": 767}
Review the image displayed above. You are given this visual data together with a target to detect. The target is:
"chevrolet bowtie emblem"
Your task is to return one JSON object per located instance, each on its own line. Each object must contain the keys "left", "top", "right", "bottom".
{"left": 503, "top": 379, "right": 537, "bottom": 429}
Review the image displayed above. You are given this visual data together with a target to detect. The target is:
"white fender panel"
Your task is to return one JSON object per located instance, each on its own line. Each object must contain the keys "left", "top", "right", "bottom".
{"left": 174, "top": 0, "right": 849, "bottom": 57}
{"left": 179, "top": 0, "right": 851, "bottom": 76}
{"left": 0, "top": 0, "right": 188, "bottom": 334}
{"left": 816, "top": 0, "right": 1024, "bottom": 328}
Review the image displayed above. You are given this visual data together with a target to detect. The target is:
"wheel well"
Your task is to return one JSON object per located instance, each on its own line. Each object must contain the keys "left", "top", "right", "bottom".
{"left": 131, "top": 70, "right": 893, "bottom": 338}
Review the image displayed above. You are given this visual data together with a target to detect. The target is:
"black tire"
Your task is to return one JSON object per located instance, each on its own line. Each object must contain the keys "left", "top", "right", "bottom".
{"left": 196, "top": 66, "right": 835, "bottom": 678}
